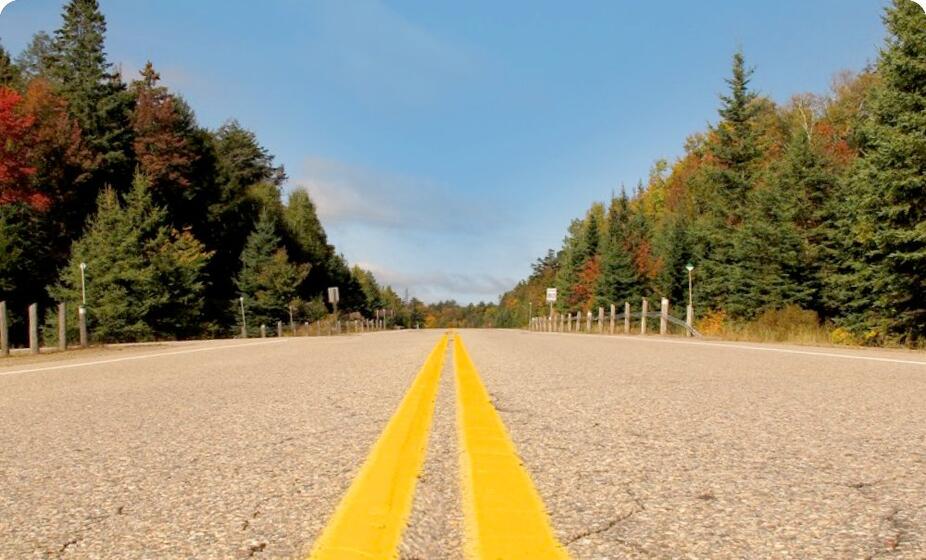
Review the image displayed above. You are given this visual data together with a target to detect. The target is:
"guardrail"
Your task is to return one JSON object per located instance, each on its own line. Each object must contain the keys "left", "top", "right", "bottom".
{"left": 529, "top": 298, "right": 702, "bottom": 338}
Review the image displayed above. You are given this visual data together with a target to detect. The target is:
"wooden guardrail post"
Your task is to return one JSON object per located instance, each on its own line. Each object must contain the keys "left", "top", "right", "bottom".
{"left": 598, "top": 307, "right": 604, "bottom": 334}
{"left": 624, "top": 301, "right": 630, "bottom": 334}
{"left": 260, "top": 324, "right": 267, "bottom": 338}
{"left": 586, "top": 311, "right": 592, "bottom": 333}
{"left": 609, "top": 304, "right": 616, "bottom": 334}
{"left": 686, "top": 305, "right": 694, "bottom": 337}
{"left": 660, "top": 298, "right": 669, "bottom": 335}
{"left": 79, "top": 305, "right": 88, "bottom": 347}
{"left": 28, "top": 303, "right": 39, "bottom": 354}
{"left": 640, "top": 298, "right": 648, "bottom": 335}
{"left": 277, "top": 321, "right": 283, "bottom": 337}
{"left": 0, "top": 301, "right": 8, "bottom": 356}
{"left": 58, "top": 303, "right": 67, "bottom": 351}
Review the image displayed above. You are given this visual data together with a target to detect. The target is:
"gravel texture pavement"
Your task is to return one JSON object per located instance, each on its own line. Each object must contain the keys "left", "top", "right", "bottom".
{"left": 1, "top": 330, "right": 925, "bottom": 559}
{"left": 461, "top": 329, "right": 926, "bottom": 559}
{"left": 0, "top": 333, "right": 440, "bottom": 559}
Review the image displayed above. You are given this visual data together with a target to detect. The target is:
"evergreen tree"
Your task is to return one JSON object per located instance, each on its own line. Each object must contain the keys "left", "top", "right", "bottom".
{"left": 830, "top": 0, "right": 926, "bottom": 342}
{"left": 729, "top": 183, "right": 811, "bottom": 318}
{"left": 774, "top": 127, "right": 838, "bottom": 317}
{"left": 47, "top": 0, "right": 134, "bottom": 194}
{"left": 50, "top": 186, "right": 152, "bottom": 341}
{"left": 15, "top": 32, "right": 53, "bottom": 82}
{"left": 691, "top": 51, "right": 764, "bottom": 316}
{"left": 0, "top": 43, "right": 21, "bottom": 88}
{"left": 285, "top": 188, "right": 332, "bottom": 268}
{"left": 235, "top": 209, "right": 309, "bottom": 333}
{"left": 653, "top": 214, "right": 691, "bottom": 305}
{"left": 554, "top": 219, "right": 585, "bottom": 311}
{"left": 49, "top": 176, "right": 211, "bottom": 341}
{"left": 203, "top": 121, "right": 286, "bottom": 319}
{"left": 596, "top": 194, "right": 641, "bottom": 305}
{"left": 712, "top": 50, "right": 761, "bottom": 219}
{"left": 130, "top": 63, "right": 198, "bottom": 198}
{"left": 353, "top": 266, "right": 384, "bottom": 315}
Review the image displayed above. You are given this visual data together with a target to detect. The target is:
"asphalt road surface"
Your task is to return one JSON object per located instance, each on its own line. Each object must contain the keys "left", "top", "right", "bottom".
{"left": 1, "top": 330, "right": 924, "bottom": 559}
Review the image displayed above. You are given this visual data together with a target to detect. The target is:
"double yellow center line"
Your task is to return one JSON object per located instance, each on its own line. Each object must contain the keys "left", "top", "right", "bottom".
{"left": 307, "top": 333, "right": 570, "bottom": 559}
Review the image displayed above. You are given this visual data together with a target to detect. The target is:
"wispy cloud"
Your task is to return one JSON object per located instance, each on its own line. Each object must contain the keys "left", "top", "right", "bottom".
{"left": 357, "top": 262, "right": 514, "bottom": 303}
{"left": 303, "top": 0, "right": 476, "bottom": 104}
{"left": 296, "top": 156, "right": 504, "bottom": 233}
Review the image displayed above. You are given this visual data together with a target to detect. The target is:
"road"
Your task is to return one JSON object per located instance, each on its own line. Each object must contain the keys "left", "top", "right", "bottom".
{"left": 0, "top": 330, "right": 924, "bottom": 559}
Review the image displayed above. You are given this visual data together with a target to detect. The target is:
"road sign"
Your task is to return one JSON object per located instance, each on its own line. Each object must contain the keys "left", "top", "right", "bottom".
{"left": 546, "top": 288, "right": 557, "bottom": 303}
{"left": 328, "top": 287, "right": 340, "bottom": 304}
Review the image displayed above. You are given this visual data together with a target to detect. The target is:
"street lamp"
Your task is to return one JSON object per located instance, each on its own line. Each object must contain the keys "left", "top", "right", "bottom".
{"left": 239, "top": 296, "right": 247, "bottom": 338}
{"left": 79, "top": 262, "right": 87, "bottom": 306}
{"left": 686, "top": 263, "right": 694, "bottom": 307}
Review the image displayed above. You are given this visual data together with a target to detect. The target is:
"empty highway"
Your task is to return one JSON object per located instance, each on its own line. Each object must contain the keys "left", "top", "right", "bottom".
{"left": 1, "top": 330, "right": 924, "bottom": 559}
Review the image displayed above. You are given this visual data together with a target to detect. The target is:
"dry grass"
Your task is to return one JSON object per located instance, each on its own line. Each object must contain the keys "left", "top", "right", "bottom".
{"left": 698, "top": 306, "right": 837, "bottom": 347}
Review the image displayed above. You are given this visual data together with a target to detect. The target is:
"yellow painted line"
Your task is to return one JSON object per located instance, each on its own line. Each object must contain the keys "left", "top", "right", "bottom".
{"left": 308, "top": 334, "right": 448, "bottom": 560}
{"left": 454, "top": 333, "right": 571, "bottom": 559}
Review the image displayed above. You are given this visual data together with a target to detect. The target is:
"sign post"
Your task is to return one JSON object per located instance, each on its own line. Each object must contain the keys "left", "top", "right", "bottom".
{"left": 327, "top": 287, "right": 340, "bottom": 316}
{"left": 546, "top": 288, "right": 557, "bottom": 333}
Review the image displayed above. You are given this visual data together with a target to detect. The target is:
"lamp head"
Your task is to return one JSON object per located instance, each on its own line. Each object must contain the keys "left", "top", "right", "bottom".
{"left": 686, "top": 263, "right": 694, "bottom": 272}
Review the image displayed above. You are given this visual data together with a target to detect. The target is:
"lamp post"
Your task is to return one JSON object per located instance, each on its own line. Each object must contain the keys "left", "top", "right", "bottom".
{"left": 239, "top": 296, "right": 247, "bottom": 338}
{"left": 79, "top": 262, "right": 87, "bottom": 306}
{"left": 685, "top": 263, "right": 695, "bottom": 336}
{"left": 78, "top": 262, "right": 88, "bottom": 347}
{"left": 686, "top": 263, "right": 694, "bottom": 308}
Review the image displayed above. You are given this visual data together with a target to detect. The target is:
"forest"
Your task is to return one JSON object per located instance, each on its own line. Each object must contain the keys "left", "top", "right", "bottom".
{"left": 498, "top": 0, "right": 925, "bottom": 346}
{"left": 0, "top": 0, "right": 451, "bottom": 343}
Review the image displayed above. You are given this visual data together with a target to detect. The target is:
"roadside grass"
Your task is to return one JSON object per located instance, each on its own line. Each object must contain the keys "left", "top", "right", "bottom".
{"left": 696, "top": 305, "right": 924, "bottom": 349}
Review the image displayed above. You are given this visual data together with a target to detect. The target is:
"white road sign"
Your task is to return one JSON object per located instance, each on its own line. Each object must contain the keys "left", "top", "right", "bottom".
{"left": 327, "top": 287, "right": 340, "bottom": 304}
{"left": 546, "top": 288, "right": 557, "bottom": 303}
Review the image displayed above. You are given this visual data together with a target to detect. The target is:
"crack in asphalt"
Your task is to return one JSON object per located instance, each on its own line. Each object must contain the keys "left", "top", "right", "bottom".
{"left": 843, "top": 479, "right": 909, "bottom": 559}
{"left": 563, "top": 502, "right": 644, "bottom": 546}
{"left": 57, "top": 537, "right": 80, "bottom": 555}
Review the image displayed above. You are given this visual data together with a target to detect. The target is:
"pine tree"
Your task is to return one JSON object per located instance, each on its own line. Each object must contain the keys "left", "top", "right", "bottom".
{"left": 50, "top": 186, "right": 152, "bottom": 341}
{"left": 47, "top": 0, "right": 134, "bottom": 195}
{"left": 691, "top": 51, "right": 764, "bottom": 316}
{"left": 653, "top": 214, "right": 691, "bottom": 305}
{"left": 729, "top": 183, "right": 811, "bottom": 318}
{"left": 47, "top": 0, "right": 109, "bottom": 126}
{"left": 713, "top": 50, "right": 761, "bottom": 219}
{"left": 15, "top": 32, "right": 53, "bottom": 82}
{"left": 830, "top": 0, "right": 926, "bottom": 342}
{"left": 0, "top": 43, "right": 21, "bottom": 88}
{"left": 49, "top": 176, "right": 211, "bottom": 341}
{"left": 235, "top": 209, "right": 309, "bottom": 333}
{"left": 774, "top": 126, "right": 838, "bottom": 317}
{"left": 596, "top": 194, "right": 641, "bottom": 306}
{"left": 284, "top": 188, "right": 338, "bottom": 306}
{"left": 353, "top": 266, "right": 383, "bottom": 315}
{"left": 131, "top": 62, "right": 197, "bottom": 196}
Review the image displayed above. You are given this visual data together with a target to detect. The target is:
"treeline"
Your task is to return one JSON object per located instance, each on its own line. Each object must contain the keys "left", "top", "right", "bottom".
{"left": 0, "top": 0, "right": 417, "bottom": 342}
{"left": 500, "top": 0, "right": 925, "bottom": 346}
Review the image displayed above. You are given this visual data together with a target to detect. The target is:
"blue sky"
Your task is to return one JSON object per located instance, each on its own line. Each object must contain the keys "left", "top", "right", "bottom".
{"left": 1, "top": 0, "right": 892, "bottom": 303}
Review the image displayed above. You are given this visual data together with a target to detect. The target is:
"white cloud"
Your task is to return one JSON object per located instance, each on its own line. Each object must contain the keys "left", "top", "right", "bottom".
{"left": 295, "top": 156, "right": 505, "bottom": 233}
{"left": 356, "top": 262, "right": 514, "bottom": 303}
